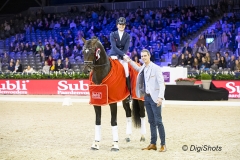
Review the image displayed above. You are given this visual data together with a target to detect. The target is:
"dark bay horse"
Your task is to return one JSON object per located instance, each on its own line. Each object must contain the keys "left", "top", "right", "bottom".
{"left": 82, "top": 37, "right": 145, "bottom": 151}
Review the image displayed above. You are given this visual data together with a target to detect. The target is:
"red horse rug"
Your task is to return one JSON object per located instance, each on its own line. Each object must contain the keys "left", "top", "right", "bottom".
{"left": 89, "top": 58, "right": 130, "bottom": 106}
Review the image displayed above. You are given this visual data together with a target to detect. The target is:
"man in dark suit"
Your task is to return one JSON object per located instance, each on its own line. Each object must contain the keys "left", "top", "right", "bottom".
{"left": 109, "top": 17, "right": 131, "bottom": 102}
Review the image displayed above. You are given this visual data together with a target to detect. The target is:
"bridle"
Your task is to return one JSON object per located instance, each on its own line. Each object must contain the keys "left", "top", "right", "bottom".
{"left": 83, "top": 44, "right": 109, "bottom": 69}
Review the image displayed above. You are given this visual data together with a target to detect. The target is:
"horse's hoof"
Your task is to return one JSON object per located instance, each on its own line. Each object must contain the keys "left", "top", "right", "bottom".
{"left": 91, "top": 147, "right": 99, "bottom": 150}
{"left": 140, "top": 137, "right": 145, "bottom": 142}
{"left": 111, "top": 148, "right": 119, "bottom": 152}
{"left": 91, "top": 141, "right": 99, "bottom": 150}
{"left": 125, "top": 138, "right": 130, "bottom": 142}
{"left": 111, "top": 142, "right": 119, "bottom": 151}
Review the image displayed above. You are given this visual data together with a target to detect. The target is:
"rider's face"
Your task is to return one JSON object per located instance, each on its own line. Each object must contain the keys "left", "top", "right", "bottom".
{"left": 117, "top": 24, "right": 126, "bottom": 31}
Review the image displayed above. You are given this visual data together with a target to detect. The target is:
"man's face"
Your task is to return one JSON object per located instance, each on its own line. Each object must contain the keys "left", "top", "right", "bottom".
{"left": 117, "top": 24, "right": 126, "bottom": 31}
{"left": 141, "top": 51, "right": 150, "bottom": 64}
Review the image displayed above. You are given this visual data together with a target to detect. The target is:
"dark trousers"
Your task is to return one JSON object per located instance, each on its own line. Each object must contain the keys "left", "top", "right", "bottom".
{"left": 144, "top": 95, "right": 165, "bottom": 145}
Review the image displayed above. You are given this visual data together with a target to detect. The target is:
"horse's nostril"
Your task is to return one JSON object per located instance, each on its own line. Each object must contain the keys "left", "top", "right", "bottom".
{"left": 84, "top": 61, "right": 93, "bottom": 65}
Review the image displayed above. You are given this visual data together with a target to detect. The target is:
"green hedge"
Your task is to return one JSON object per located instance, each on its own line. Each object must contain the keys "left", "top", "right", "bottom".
{"left": 188, "top": 73, "right": 240, "bottom": 80}
{"left": 0, "top": 72, "right": 89, "bottom": 80}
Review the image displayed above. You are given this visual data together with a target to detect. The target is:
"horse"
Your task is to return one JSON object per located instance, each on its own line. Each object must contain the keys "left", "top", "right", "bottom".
{"left": 82, "top": 37, "right": 145, "bottom": 151}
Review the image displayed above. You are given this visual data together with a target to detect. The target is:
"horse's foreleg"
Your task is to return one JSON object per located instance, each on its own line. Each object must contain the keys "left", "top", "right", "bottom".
{"left": 110, "top": 103, "right": 119, "bottom": 151}
{"left": 122, "top": 101, "right": 132, "bottom": 142}
{"left": 91, "top": 106, "right": 101, "bottom": 150}
{"left": 138, "top": 100, "right": 146, "bottom": 142}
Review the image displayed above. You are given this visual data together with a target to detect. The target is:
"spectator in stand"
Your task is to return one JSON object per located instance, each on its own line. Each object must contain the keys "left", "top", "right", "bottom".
{"left": 192, "top": 57, "right": 199, "bottom": 70}
{"left": 171, "top": 53, "right": 178, "bottom": 66}
{"left": 56, "top": 59, "right": 63, "bottom": 71}
{"left": 196, "top": 52, "right": 202, "bottom": 64}
{"left": 7, "top": 62, "right": 15, "bottom": 72}
{"left": 54, "top": 21, "right": 61, "bottom": 29}
{"left": 24, "top": 65, "right": 34, "bottom": 73}
{"left": 44, "top": 45, "right": 52, "bottom": 59}
{"left": 181, "top": 42, "right": 192, "bottom": 54}
{"left": 14, "top": 59, "right": 22, "bottom": 72}
{"left": 199, "top": 57, "right": 210, "bottom": 70}
{"left": 36, "top": 41, "right": 44, "bottom": 53}
{"left": 235, "top": 31, "right": 240, "bottom": 56}
{"left": 221, "top": 32, "right": 228, "bottom": 49}
{"left": 2, "top": 52, "right": 9, "bottom": 64}
{"left": 228, "top": 55, "right": 235, "bottom": 70}
{"left": 30, "top": 41, "right": 37, "bottom": 54}
{"left": 70, "top": 20, "right": 76, "bottom": 29}
{"left": 52, "top": 49, "right": 60, "bottom": 61}
{"left": 178, "top": 54, "right": 186, "bottom": 66}
{"left": 9, "top": 58, "right": 15, "bottom": 66}
{"left": 197, "top": 35, "right": 206, "bottom": 47}
{"left": 219, "top": 56, "right": 227, "bottom": 69}
{"left": 58, "top": 31, "right": 65, "bottom": 46}
{"left": 205, "top": 52, "right": 212, "bottom": 66}
{"left": 224, "top": 52, "right": 231, "bottom": 64}
{"left": 47, "top": 55, "right": 53, "bottom": 66}
{"left": 42, "top": 61, "right": 50, "bottom": 74}
{"left": 186, "top": 53, "right": 193, "bottom": 66}
{"left": 65, "top": 46, "right": 72, "bottom": 58}
{"left": 213, "top": 52, "right": 221, "bottom": 67}
{"left": 132, "top": 55, "right": 142, "bottom": 65}
{"left": 50, "top": 60, "right": 57, "bottom": 71}
{"left": 25, "top": 43, "right": 31, "bottom": 52}
{"left": 59, "top": 49, "right": 66, "bottom": 61}
{"left": 192, "top": 44, "right": 198, "bottom": 56}
{"left": 63, "top": 57, "right": 71, "bottom": 71}
{"left": 222, "top": 21, "right": 229, "bottom": 33}
{"left": 198, "top": 43, "right": 208, "bottom": 56}
{"left": 234, "top": 60, "right": 240, "bottom": 72}
{"left": 215, "top": 20, "right": 222, "bottom": 31}
{"left": 9, "top": 42, "right": 15, "bottom": 52}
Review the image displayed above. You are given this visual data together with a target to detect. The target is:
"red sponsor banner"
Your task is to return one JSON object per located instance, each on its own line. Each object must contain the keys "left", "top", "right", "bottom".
{"left": 0, "top": 80, "right": 239, "bottom": 99}
{"left": 0, "top": 80, "right": 90, "bottom": 95}
{"left": 212, "top": 81, "right": 240, "bottom": 99}
{"left": 195, "top": 80, "right": 240, "bottom": 99}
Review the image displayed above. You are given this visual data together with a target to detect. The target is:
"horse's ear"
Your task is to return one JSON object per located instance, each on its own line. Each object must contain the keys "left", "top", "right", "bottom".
{"left": 82, "top": 37, "right": 86, "bottom": 44}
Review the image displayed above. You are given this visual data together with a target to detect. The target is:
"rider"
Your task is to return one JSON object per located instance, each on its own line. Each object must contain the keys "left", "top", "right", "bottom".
{"left": 109, "top": 17, "right": 131, "bottom": 102}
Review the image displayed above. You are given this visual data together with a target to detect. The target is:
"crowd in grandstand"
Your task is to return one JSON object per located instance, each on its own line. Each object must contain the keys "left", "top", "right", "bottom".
{"left": 0, "top": 0, "right": 240, "bottom": 73}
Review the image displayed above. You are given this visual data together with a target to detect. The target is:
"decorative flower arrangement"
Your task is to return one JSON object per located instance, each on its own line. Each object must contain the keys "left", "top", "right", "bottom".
{"left": 175, "top": 78, "right": 197, "bottom": 82}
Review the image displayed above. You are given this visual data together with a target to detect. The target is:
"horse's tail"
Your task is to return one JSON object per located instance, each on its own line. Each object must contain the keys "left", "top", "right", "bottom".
{"left": 132, "top": 99, "right": 141, "bottom": 128}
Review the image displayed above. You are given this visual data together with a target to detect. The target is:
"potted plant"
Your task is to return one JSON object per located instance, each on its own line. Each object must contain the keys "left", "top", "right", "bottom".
{"left": 175, "top": 78, "right": 197, "bottom": 85}
{"left": 201, "top": 73, "right": 212, "bottom": 90}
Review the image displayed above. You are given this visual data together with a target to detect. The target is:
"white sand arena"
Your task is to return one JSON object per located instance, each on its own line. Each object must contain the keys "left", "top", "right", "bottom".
{"left": 0, "top": 95, "right": 240, "bottom": 160}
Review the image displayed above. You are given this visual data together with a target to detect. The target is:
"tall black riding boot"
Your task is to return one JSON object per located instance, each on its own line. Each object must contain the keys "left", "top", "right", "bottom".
{"left": 126, "top": 76, "right": 132, "bottom": 103}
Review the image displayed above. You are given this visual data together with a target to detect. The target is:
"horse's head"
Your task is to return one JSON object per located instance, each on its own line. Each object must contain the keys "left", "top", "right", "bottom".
{"left": 82, "top": 37, "right": 107, "bottom": 68}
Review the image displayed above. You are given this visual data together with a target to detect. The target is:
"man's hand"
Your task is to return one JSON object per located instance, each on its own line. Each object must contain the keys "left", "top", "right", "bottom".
{"left": 123, "top": 55, "right": 131, "bottom": 62}
{"left": 157, "top": 98, "right": 163, "bottom": 107}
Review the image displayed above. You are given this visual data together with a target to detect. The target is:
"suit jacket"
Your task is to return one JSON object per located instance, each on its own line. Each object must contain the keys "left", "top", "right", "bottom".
{"left": 129, "top": 61, "right": 165, "bottom": 103}
{"left": 109, "top": 31, "right": 130, "bottom": 58}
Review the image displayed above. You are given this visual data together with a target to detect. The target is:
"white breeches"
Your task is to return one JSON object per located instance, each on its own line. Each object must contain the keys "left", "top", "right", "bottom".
{"left": 110, "top": 56, "right": 129, "bottom": 77}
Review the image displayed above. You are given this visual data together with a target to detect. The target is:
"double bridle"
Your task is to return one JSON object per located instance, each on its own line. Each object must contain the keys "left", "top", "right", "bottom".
{"left": 83, "top": 46, "right": 109, "bottom": 70}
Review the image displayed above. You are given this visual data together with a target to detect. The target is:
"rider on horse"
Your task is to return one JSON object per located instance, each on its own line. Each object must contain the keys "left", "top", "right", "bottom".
{"left": 109, "top": 17, "right": 132, "bottom": 103}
